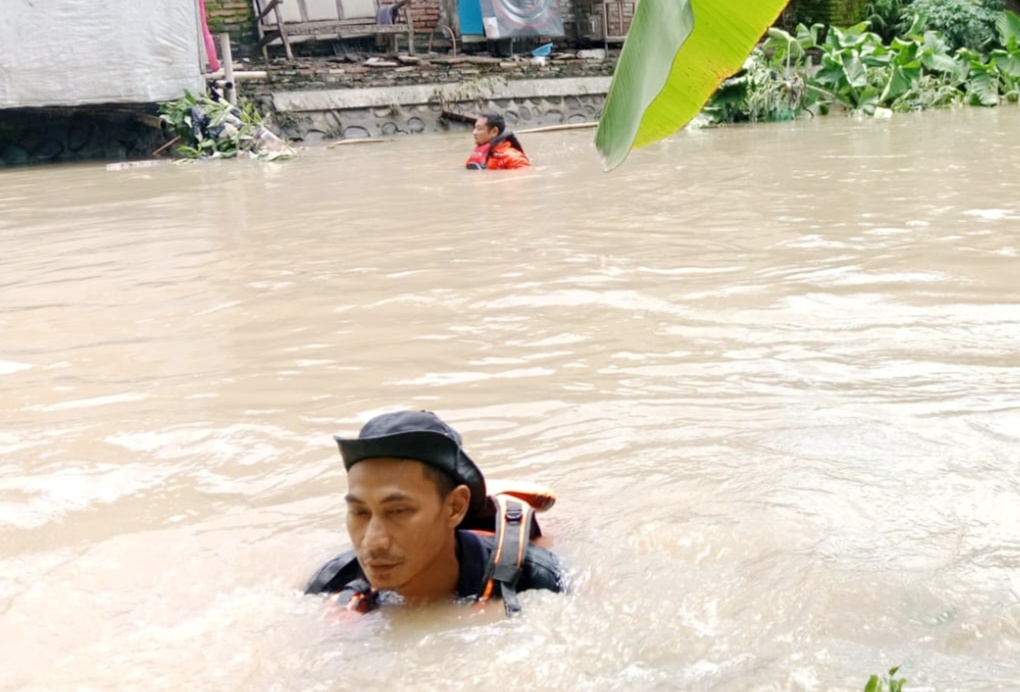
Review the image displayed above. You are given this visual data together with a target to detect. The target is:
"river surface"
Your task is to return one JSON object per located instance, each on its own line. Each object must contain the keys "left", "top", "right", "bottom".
{"left": 2, "top": 106, "right": 1019, "bottom": 691}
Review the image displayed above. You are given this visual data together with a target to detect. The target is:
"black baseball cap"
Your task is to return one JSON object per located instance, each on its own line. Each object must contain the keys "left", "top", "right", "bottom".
{"left": 334, "top": 410, "right": 487, "bottom": 517}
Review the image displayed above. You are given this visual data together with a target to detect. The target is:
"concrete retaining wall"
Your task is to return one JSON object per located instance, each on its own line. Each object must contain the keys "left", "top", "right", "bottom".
{"left": 269, "top": 76, "right": 610, "bottom": 140}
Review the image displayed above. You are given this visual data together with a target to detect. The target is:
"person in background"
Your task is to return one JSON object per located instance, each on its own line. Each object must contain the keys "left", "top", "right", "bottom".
{"left": 375, "top": 0, "right": 411, "bottom": 51}
{"left": 465, "top": 112, "right": 531, "bottom": 170}
{"left": 376, "top": 0, "right": 410, "bottom": 24}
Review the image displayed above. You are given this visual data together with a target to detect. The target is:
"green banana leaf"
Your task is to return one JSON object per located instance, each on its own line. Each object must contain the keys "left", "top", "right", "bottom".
{"left": 595, "top": 0, "right": 793, "bottom": 170}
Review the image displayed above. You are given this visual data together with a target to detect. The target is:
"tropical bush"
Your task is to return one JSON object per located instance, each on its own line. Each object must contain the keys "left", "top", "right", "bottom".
{"left": 865, "top": 0, "right": 912, "bottom": 43}
{"left": 704, "top": 9, "right": 1020, "bottom": 122}
{"left": 907, "top": 0, "right": 1004, "bottom": 51}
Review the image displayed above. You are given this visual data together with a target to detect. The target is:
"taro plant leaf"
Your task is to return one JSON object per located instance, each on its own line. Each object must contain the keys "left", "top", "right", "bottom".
{"left": 845, "top": 54, "right": 869, "bottom": 88}
{"left": 881, "top": 37, "right": 922, "bottom": 101}
{"left": 764, "top": 27, "right": 804, "bottom": 71}
{"left": 595, "top": 0, "right": 793, "bottom": 170}
{"left": 997, "top": 11, "right": 1020, "bottom": 47}
{"left": 994, "top": 50, "right": 1020, "bottom": 78}
{"left": 881, "top": 63, "right": 921, "bottom": 101}
{"left": 991, "top": 13, "right": 1020, "bottom": 80}
{"left": 764, "top": 24, "right": 818, "bottom": 72}
{"left": 857, "top": 85, "right": 881, "bottom": 114}
{"left": 798, "top": 22, "right": 823, "bottom": 49}
{"left": 890, "top": 37, "right": 920, "bottom": 64}
{"left": 918, "top": 32, "right": 957, "bottom": 73}
{"left": 967, "top": 61, "right": 1001, "bottom": 106}
{"left": 902, "top": 13, "right": 926, "bottom": 39}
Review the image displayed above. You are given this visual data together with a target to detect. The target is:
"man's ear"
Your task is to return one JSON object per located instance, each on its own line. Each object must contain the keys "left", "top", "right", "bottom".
{"left": 446, "top": 485, "right": 471, "bottom": 527}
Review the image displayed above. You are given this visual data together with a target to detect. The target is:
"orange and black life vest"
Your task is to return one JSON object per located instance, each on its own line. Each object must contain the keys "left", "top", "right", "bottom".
{"left": 461, "top": 491, "right": 543, "bottom": 615}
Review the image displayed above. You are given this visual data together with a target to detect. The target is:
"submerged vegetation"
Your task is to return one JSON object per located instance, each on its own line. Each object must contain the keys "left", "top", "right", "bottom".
{"left": 864, "top": 666, "right": 908, "bottom": 692}
{"left": 704, "top": 8, "right": 1020, "bottom": 123}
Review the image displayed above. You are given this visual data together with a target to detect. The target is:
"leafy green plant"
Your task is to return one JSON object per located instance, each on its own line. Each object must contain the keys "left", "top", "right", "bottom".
{"left": 990, "top": 10, "right": 1020, "bottom": 100}
{"left": 904, "top": 0, "right": 1005, "bottom": 51}
{"left": 950, "top": 10, "right": 1020, "bottom": 105}
{"left": 764, "top": 22, "right": 824, "bottom": 75}
{"left": 889, "top": 72, "right": 963, "bottom": 110}
{"left": 864, "top": 665, "right": 907, "bottom": 692}
{"left": 881, "top": 19, "right": 964, "bottom": 104}
{"left": 703, "top": 48, "right": 808, "bottom": 123}
{"left": 810, "top": 22, "right": 893, "bottom": 114}
{"left": 596, "top": 0, "right": 1019, "bottom": 166}
{"left": 158, "top": 90, "right": 288, "bottom": 160}
{"left": 707, "top": 8, "right": 1020, "bottom": 120}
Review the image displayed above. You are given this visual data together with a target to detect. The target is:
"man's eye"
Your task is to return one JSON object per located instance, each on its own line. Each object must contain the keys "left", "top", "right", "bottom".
{"left": 349, "top": 509, "right": 370, "bottom": 518}
{"left": 388, "top": 507, "right": 411, "bottom": 515}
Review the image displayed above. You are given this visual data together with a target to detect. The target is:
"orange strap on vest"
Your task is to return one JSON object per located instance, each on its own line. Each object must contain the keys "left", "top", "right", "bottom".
{"left": 478, "top": 493, "right": 535, "bottom": 616}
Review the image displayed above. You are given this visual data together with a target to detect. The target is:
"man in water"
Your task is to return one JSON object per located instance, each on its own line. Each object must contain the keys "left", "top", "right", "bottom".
{"left": 306, "top": 410, "right": 562, "bottom": 612}
{"left": 465, "top": 112, "right": 531, "bottom": 170}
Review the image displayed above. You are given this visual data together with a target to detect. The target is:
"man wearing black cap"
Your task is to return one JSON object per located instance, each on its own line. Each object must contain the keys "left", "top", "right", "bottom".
{"left": 306, "top": 410, "right": 563, "bottom": 612}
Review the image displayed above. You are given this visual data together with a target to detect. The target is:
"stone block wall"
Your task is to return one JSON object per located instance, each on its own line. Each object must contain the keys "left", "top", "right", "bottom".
{"left": 205, "top": 0, "right": 259, "bottom": 57}
{"left": 245, "top": 53, "right": 616, "bottom": 96}
{"left": 264, "top": 74, "right": 609, "bottom": 141}
{"left": 245, "top": 53, "right": 616, "bottom": 142}
{"left": 284, "top": 91, "right": 605, "bottom": 141}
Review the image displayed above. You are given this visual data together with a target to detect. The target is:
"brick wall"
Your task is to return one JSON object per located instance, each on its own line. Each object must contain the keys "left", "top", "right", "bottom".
{"left": 204, "top": 0, "right": 258, "bottom": 56}
{"left": 410, "top": 0, "right": 441, "bottom": 35}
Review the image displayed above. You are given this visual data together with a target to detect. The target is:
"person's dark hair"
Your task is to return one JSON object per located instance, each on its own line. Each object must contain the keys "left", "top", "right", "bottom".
{"left": 421, "top": 462, "right": 458, "bottom": 500}
{"left": 481, "top": 112, "right": 506, "bottom": 136}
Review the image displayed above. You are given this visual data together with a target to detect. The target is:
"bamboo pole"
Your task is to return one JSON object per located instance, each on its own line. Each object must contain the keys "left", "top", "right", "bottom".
{"left": 152, "top": 136, "right": 181, "bottom": 157}
{"left": 515, "top": 122, "right": 598, "bottom": 135}
{"left": 219, "top": 34, "right": 236, "bottom": 105}
{"left": 326, "top": 139, "right": 390, "bottom": 148}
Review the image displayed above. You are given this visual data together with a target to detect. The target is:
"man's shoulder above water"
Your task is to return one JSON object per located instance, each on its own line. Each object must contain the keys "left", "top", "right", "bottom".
{"left": 486, "top": 140, "right": 531, "bottom": 170}
{"left": 305, "top": 529, "right": 564, "bottom": 602}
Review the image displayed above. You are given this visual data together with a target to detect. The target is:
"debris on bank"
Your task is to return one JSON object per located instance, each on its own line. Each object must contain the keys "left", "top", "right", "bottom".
{"left": 158, "top": 91, "right": 294, "bottom": 161}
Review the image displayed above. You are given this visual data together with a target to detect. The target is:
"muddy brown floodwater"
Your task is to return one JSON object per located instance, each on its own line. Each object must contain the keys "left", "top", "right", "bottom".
{"left": 2, "top": 106, "right": 1019, "bottom": 691}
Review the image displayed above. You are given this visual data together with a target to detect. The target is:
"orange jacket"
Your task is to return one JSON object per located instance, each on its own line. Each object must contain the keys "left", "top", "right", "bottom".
{"left": 465, "top": 137, "right": 532, "bottom": 170}
{"left": 485, "top": 140, "right": 531, "bottom": 170}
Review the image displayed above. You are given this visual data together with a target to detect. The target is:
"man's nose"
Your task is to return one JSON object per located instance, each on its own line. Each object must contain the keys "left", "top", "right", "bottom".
{"left": 361, "top": 515, "right": 391, "bottom": 551}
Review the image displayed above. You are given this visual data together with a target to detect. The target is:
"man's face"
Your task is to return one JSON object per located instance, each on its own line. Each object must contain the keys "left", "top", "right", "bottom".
{"left": 473, "top": 116, "right": 498, "bottom": 146}
{"left": 345, "top": 457, "right": 468, "bottom": 598}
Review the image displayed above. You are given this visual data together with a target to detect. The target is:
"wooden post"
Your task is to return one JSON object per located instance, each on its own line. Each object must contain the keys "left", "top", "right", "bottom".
{"left": 219, "top": 33, "right": 236, "bottom": 105}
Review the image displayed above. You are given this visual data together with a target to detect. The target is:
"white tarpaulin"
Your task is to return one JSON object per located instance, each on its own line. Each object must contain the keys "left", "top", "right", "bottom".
{"left": 0, "top": 0, "right": 205, "bottom": 109}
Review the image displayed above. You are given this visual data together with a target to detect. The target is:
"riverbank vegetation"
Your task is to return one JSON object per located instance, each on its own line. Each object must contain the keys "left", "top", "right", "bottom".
{"left": 704, "top": 6, "right": 1020, "bottom": 123}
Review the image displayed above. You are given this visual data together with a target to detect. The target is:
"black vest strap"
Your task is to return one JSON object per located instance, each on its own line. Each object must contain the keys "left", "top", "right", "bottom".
{"left": 482, "top": 494, "right": 535, "bottom": 616}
